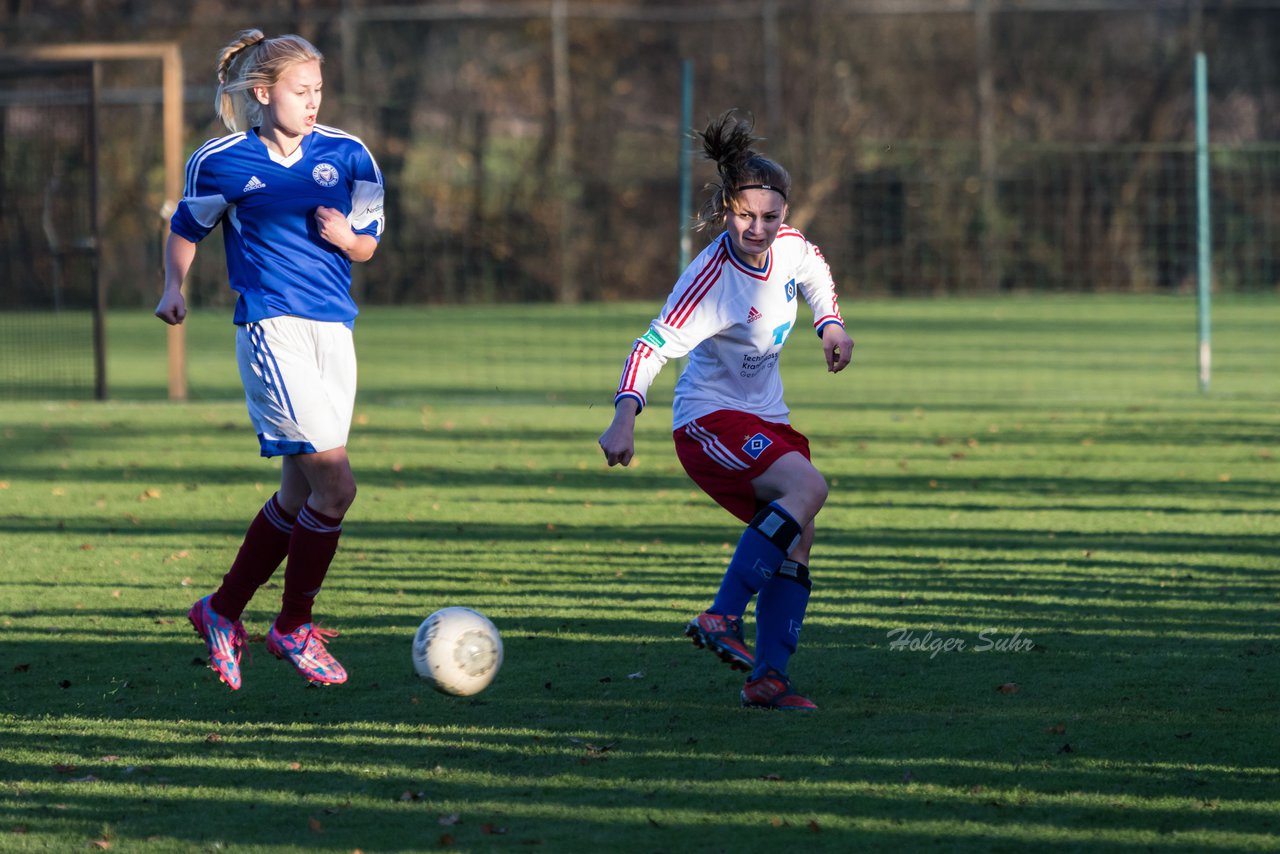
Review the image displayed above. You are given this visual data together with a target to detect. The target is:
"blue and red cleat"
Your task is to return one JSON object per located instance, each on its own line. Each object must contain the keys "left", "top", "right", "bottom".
{"left": 740, "top": 668, "right": 818, "bottom": 711}
{"left": 188, "top": 595, "right": 248, "bottom": 690}
{"left": 685, "top": 610, "right": 754, "bottom": 672}
{"left": 266, "top": 622, "right": 348, "bottom": 685}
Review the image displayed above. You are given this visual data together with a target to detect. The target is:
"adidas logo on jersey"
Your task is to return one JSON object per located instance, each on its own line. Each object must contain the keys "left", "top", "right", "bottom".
{"left": 746, "top": 306, "right": 763, "bottom": 323}
{"left": 243, "top": 176, "right": 266, "bottom": 192}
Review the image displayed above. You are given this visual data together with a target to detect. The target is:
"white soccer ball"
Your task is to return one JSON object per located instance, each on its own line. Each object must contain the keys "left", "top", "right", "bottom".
{"left": 412, "top": 607, "right": 503, "bottom": 696}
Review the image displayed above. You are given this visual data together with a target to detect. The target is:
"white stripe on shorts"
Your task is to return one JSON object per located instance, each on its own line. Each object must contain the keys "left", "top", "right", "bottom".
{"left": 235, "top": 316, "right": 356, "bottom": 457}
{"left": 246, "top": 322, "right": 298, "bottom": 421}
{"left": 685, "top": 419, "right": 751, "bottom": 471}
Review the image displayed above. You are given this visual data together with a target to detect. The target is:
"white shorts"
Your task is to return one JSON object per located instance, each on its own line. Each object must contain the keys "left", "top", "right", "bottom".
{"left": 235, "top": 316, "right": 357, "bottom": 458}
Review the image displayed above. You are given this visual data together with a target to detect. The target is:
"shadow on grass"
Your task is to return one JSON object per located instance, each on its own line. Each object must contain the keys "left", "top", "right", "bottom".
{"left": 1, "top": 609, "right": 1276, "bottom": 851}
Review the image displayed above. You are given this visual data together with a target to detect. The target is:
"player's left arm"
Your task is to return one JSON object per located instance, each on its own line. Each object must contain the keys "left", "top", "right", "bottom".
{"left": 318, "top": 143, "right": 385, "bottom": 263}
{"left": 820, "top": 321, "right": 854, "bottom": 374}
{"left": 794, "top": 238, "right": 853, "bottom": 373}
{"left": 315, "top": 207, "right": 378, "bottom": 261}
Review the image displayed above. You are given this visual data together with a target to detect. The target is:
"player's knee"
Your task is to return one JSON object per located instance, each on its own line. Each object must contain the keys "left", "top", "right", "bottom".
{"left": 314, "top": 480, "right": 356, "bottom": 517}
{"left": 808, "top": 470, "right": 829, "bottom": 510}
{"left": 791, "top": 467, "right": 828, "bottom": 519}
{"left": 334, "top": 481, "right": 357, "bottom": 514}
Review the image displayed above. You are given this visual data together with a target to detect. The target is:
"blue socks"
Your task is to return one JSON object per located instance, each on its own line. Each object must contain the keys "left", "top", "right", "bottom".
{"left": 753, "top": 560, "right": 812, "bottom": 678}
{"left": 709, "top": 502, "right": 802, "bottom": 618}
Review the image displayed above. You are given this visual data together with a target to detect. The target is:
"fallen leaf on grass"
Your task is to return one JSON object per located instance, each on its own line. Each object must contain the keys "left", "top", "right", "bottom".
{"left": 808, "top": 820, "right": 822, "bottom": 832}
{"left": 996, "top": 682, "right": 1020, "bottom": 695}
{"left": 52, "top": 763, "right": 77, "bottom": 775}
{"left": 1058, "top": 743, "right": 1074, "bottom": 754}
{"left": 567, "top": 737, "right": 614, "bottom": 754}
{"left": 1046, "top": 723, "right": 1066, "bottom": 734}
{"left": 204, "top": 733, "right": 223, "bottom": 744}
{"left": 759, "top": 773, "right": 783, "bottom": 781}
{"left": 308, "top": 816, "right": 323, "bottom": 833}
{"left": 438, "top": 834, "right": 454, "bottom": 846}
{"left": 438, "top": 814, "right": 461, "bottom": 826}
{"left": 89, "top": 840, "right": 110, "bottom": 850}
{"left": 481, "top": 824, "right": 507, "bottom": 835}
{"left": 13, "top": 663, "right": 29, "bottom": 672}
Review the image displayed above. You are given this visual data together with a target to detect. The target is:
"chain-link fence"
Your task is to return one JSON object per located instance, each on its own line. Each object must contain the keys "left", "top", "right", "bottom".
{"left": 2, "top": 1, "right": 1279, "bottom": 311}
{"left": 0, "top": 59, "right": 102, "bottom": 398}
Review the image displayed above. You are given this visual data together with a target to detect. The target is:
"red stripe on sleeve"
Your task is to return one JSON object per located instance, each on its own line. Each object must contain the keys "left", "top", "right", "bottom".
{"left": 665, "top": 247, "right": 727, "bottom": 328}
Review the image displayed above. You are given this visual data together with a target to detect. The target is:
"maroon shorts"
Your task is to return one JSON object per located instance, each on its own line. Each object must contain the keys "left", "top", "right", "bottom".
{"left": 673, "top": 409, "right": 811, "bottom": 523}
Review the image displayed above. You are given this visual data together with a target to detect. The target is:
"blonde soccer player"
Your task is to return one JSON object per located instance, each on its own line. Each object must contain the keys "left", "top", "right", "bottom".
{"left": 155, "top": 29, "right": 384, "bottom": 689}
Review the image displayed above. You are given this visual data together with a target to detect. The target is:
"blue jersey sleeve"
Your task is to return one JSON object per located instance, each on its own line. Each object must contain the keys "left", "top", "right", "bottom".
{"left": 347, "top": 146, "right": 385, "bottom": 240}
{"left": 170, "top": 135, "right": 242, "bottom": 243}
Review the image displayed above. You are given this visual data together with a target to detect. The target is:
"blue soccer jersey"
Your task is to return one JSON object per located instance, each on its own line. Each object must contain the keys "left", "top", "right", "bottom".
{"left": 170, "top": 124, "right": 385, "bottom": 325}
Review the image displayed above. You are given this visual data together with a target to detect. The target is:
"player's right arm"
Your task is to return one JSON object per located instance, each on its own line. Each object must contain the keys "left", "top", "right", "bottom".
{"left": 598, "top": 396, "right": 639, "bottom": 467}
{"left": 600, "top": 246, "right": 729, "bottom": 467}
{"left": 155, "top": 232, "right": 196, "bottom": 326}
{"left": 156, "top": 137, "right": 239, "bottom": 326}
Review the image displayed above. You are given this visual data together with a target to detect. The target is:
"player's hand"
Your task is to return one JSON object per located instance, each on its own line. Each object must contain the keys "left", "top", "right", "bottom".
{"left": 822, "top": 323, "right": 854, "bottom": 373}
{"left": 599, "top": 400, "right": 639, "bottom": 467}
{"left": 598, "top": 422, "right": 635, "bottom": 467}
{"left": 314, "top": 205, "right": 356, "bottom": 251}
{"left": 154, "top": 289, "right": 187, "bottom": 325}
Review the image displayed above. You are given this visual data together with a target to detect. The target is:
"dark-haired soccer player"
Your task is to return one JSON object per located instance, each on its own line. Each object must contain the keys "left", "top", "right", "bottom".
{"left": 599, "top": 110, "right": 853, "bottom": 711}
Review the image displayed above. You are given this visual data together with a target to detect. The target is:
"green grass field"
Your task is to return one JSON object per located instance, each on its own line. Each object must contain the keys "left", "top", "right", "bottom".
{"left": 1, "top": 296, "right": 1278, "bottom": 852}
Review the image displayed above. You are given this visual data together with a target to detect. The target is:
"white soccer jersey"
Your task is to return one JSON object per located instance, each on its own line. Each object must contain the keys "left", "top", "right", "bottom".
{"left": 614, "top": 226, "right": 844, "bottom": 428}
{"left": 170, "top": 124, "right": 385, "bottom": 326}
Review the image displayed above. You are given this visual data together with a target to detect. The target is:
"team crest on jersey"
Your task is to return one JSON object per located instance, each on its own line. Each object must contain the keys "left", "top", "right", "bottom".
{"left": 785, "top": 278, "right": 797, "bottom": 302}
{"left": 312, "top": 163, "right": 340, "bottom": 187}
{"left": 742, "top": 432, "right": 772, "bottom": 460}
